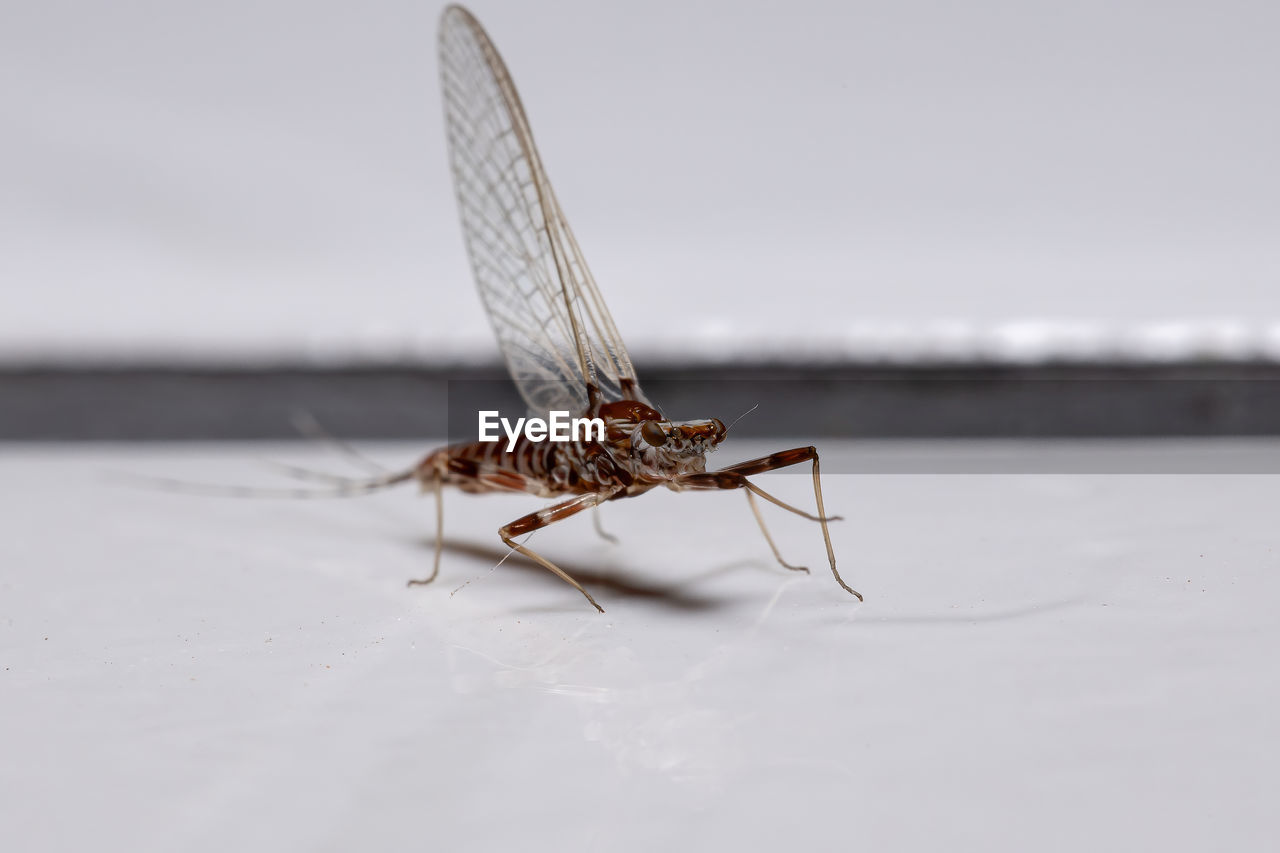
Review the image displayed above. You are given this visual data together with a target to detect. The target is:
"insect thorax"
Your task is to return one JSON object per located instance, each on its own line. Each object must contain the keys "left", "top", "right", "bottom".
{"left": 593, "top": 400, "right": 728, "bottom": 487}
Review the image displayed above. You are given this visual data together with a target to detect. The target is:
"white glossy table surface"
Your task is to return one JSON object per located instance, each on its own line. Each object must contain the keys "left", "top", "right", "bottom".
{"left": 2, "top": 441, "right": 1276, "bottom": 851}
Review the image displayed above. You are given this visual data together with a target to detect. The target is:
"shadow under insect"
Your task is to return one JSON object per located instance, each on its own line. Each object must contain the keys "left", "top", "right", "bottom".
{"left": 418, "top": 537, "right": 768, "bottom": 613}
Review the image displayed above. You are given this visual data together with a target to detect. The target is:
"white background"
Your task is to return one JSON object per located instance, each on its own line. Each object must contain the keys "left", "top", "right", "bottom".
{"left": 4, "top": 0, "right": 1279, "bottom": 364}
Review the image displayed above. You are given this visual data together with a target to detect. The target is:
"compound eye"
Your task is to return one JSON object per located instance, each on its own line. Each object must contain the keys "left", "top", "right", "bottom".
{"left": 639, "top": 420, "right": 668, "bottom": 447}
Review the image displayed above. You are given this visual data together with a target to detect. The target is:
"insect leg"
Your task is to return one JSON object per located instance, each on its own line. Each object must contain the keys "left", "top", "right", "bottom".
{"left": 681, "top": 471, "right": 814, "bottom": 573}
{"left": 591, "top": 507, "right": 620, "bottom": 545}
{"left": 407, "top": 473, "right": 445, "bottom": 587}
{"left": 500, "top": 490, "right": 623, "bottom": 613}
{"left": 680, "top": 447, "right": 861, "bottom": 601}
{"left": 742, "top": 479, "right": 841, "bottom": 523}
{"left": 745, "top": 488, "right": 809, "bottom": 574}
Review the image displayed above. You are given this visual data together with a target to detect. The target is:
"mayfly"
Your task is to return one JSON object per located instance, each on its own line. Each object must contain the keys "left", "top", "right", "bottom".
{"left": 393, "top": 5, "right": 862, "bottom": 611}
{"left": 169, "top": 5, "right": 862, "bottom": 612}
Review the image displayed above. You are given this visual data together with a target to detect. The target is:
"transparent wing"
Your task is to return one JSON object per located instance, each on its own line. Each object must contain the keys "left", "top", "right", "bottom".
{"left": 438, "top": 5, "right": 647, "bottom": 416}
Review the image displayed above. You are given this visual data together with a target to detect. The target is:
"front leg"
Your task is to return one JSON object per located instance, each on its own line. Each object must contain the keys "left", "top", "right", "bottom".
{"left": 678, "top": 446, "right": 861, "bottom": 602}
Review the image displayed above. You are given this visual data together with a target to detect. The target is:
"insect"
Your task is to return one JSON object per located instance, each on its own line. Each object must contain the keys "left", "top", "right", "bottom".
{"left": 387, "top": 5, "right": 862, "bottom": 612}
{"left": 152, "top": 5, "right": 861, "bottom": 612}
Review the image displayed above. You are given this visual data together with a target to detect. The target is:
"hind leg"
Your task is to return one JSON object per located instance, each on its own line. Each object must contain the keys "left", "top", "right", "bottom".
{"left": 407, "top": 475, "right": 445, "bottom": 586}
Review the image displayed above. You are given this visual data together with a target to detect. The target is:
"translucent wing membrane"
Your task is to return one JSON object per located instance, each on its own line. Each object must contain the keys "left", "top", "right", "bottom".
{"left": 438, "top": 5, "right": 646, "bottom": 415}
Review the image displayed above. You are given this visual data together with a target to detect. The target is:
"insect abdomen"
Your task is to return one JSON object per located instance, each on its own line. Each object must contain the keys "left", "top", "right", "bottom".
{"left": 424, "top": 436, "right": 626, "bottom": 497}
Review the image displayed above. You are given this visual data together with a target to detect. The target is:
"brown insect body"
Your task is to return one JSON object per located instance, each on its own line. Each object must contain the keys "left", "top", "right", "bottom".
{"left": 418, "top": 398, "right": 726, "bottom": 501}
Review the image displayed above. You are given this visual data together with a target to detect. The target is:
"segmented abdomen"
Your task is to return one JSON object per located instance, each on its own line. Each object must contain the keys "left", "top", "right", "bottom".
{"left": 417, "top": 436, "right": 631, "bottom": 498}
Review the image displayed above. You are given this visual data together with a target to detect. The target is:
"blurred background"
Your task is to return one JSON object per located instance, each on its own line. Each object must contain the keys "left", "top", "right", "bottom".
{"left": 3, "top": 0, "right": 1279, "bottom": 437}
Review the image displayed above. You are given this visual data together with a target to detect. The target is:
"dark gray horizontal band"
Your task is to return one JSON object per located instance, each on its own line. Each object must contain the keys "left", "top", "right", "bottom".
{"left": 5, "top": 363, "right": 1280, "bottom": 440}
